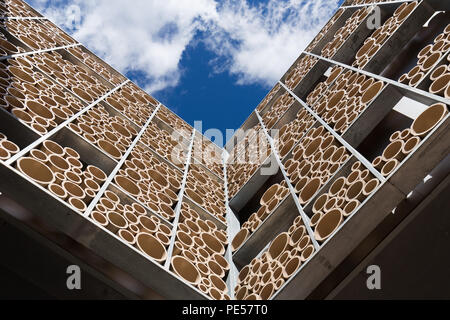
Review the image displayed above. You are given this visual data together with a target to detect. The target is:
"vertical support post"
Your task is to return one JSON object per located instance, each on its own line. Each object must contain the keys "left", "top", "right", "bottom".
{"left": 83, "top": 104, "right": 162, "bottom": 216}
{"left": 164, "top": 129, "right": 196, "bottom": 269}
{"left": 278, "top": 81, "right": 386, "bottom": 183}
{"left": 223, "top": 148, "right": 240, "bottom": 299}
{"left": 254, "top": 110, "right": 321, "bottom": 251}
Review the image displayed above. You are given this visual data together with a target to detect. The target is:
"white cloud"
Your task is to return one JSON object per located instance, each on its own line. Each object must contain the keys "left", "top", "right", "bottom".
{"left": 25, "top": 0, "right": 338, "bottom": 92}
{"left": 205, "top": 0, "right": 339, "bottom": 86}
{"left": 26, "top": 0, "right": 217, "bottom": 92}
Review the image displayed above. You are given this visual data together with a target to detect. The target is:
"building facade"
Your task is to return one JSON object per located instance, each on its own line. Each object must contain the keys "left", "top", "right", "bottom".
{"left": 0, "top": 0, "right": 449, "bottom": 299}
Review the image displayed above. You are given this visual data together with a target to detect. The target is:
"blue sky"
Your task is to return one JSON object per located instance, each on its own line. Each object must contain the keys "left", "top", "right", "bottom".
{"left": 154, "top": 39, "right": 269, "bottom": 139}
{"left": 26, "top": 0, "right": 344, "bottom": 146}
